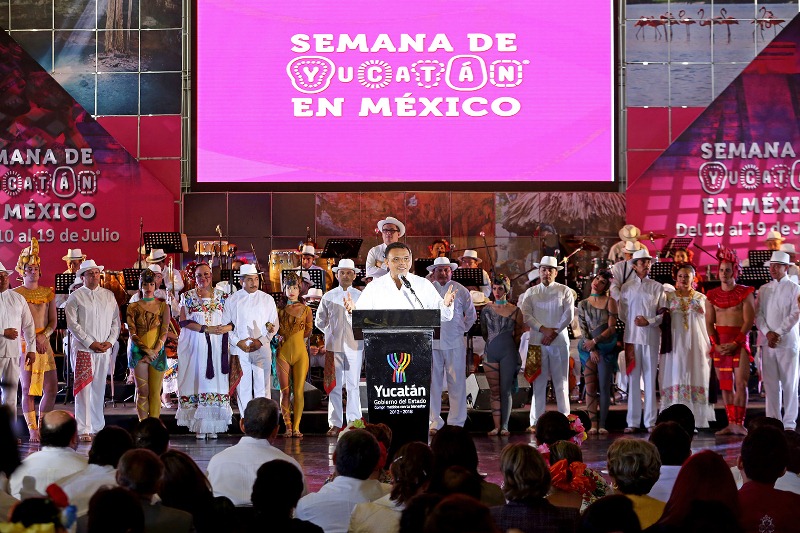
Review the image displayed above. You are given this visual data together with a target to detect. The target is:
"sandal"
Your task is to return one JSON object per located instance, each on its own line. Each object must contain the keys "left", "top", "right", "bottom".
{"left": 326, "top": 427, "right": 341, "bottom": 437}
{"left": 499, "top": 429, "right": 510, "bottom": 436}
{"left": 588, "top": 427, "right": 598, "bottom": 436}
{"left": 598, "top": 428, "right": 609, "bottom": 435}
{"left": 283, "top": 428, "right": 293, "bottom": 438}
{"left": 195, "top": 433, "right": 206, "bottom": 440}
{"left": 79, "top": 434, "right": 94, "bottom": 442}
{"left": 525, "top": 425, "right": 536, "bottom": 434}
{"left": 487, "top": 428, "right": 500, "bottom": 436}
{"left": 623, "top": 427, "right": 637, "bottom": 434}
{"left": 429, "top": 428, "right": 438, "bottom": 436}
{"left": 293, "top": 431, "right": 303, "bottom": 439}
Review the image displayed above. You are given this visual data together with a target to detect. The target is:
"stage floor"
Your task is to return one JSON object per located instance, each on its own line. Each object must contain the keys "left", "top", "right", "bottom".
{"left": 16, "top": 399, "right": 772, "bottom": 493}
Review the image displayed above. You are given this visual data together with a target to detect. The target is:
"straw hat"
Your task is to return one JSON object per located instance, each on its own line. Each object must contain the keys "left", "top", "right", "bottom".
{"left": 76, "top": 259, "right": 104, "bottom": 277}
{"left": 377, "top": 216, "right": 406, "bottom": 237}
{"left": 533, "top": 256, "right": 564, "bottom": 271}
{"left": 426, "top": 257, "right": 459, "bottom": 272}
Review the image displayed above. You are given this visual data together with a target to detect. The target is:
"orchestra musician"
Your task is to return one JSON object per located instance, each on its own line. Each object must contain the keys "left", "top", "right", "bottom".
{"left": 365, "top": 216, "right": 405, "bottom": 279}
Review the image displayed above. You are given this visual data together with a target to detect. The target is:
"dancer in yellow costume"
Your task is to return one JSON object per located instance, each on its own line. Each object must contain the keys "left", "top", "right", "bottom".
{"left": 277, "top": 272, "right": 312, "bottom": 437}
{"left": 127, "top": 270, "right": 170, "bottom": 420}
{"left": 14, "top": 239, "right": 57, "bottom": 442}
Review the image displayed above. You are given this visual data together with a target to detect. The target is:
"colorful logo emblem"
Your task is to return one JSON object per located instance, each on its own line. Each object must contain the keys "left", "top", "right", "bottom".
{"left": 387, "top": 352, "right": 412, "bottom": 383}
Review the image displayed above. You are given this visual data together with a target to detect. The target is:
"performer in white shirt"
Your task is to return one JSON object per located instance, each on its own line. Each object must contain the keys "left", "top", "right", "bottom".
{"left": 315, "top": 259, "right": 363, "bottom": 436}
{"left": 145, "top": 248, "right": 184, "bottom": 307}
{"left": 0, "top": 262, "right": 36, "bottom": 419}
{"left": 298, "top": 245, "right": 324, "bottom": 271}
{"left": 427, "top": 257, "right": 477, "bottom": 433}
{"left": 619, "top": 249, "right": 666, "bottom": 433}
{"left": 222, "top": 264, "right": 278, "bottom": 413}
{"left": 365, "top": 216, "right": 405, "bottom": 279}
{"left": 609, "top": 241, "right": 639, "bottom": 303}
{"left": 65, "top": 259, "right": 121, "bottom": 440}
{"left": 608, "top": 224, "right": 647, "bottom": 264}
{"left": 459, "top": 250, "right": 492, "bottom": 297}
{"left": 519, "top": 256, "right": 575, "bottom": 429}
{"left": 755, "top": 250, "right": 800, "bottom": 430}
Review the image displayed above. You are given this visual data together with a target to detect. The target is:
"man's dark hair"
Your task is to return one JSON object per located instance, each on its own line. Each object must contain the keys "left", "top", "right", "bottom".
{"left": 335, "top": 429, "right": 380, "bottom": 480}
{"left": 656, "top": 404, "right": 695, "bottom": 440}
{"left": 40, "top": 411, "right": 77, "bottom": 447}
{"left": 9, "top": 498, "right": 62, "bottom": 528}
{"left": 88, "top": 487, "right": 144, "bottom": 533}
{"left": 740, "top": 426, "right": 789, "bottom": 484}
{"left": 242, "top": 397, "right": 279, "bottom": 439}
{"left": 785, "top": 430, "right": 800, "bottom": 474}
{"left": 117, "top": 449, "right": 164, "bottom": 496}
{"left": 251, "top": 460, "right": 304, "bottom": 518}
{"left": 385, "top": 242, "right": 412, "bottom": 257}
{"left": 131, "top": 417, "right": 169, "bottom": 455}
{"left": 0, "top": 406, "right": 20, "bottom": 477}
{"left": 89, "top": 426, "right": 134, "bottom": 467}
{"left": 649, "top": 421, "right": 691, "bottom": 466}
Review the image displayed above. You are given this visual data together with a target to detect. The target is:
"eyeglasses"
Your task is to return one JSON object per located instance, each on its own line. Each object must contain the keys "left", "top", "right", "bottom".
{"left": 382, "top": 228, "right": 400, "bottom": 234}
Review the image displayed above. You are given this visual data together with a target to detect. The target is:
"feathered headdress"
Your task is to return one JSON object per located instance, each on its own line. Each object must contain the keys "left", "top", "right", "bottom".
{"left": 716, "top": 246, "right": 741, "bottom": 278}
{"left": 16, "top": 238, "right": 41, "bottom": 275}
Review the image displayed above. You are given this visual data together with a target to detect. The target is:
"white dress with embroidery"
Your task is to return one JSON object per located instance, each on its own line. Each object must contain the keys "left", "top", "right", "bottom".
{"left": 176, "top": 288, "right": 232, "bottom": 433}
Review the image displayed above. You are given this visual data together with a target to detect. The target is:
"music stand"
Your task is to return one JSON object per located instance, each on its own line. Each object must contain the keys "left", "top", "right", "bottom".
{"left": 143, "top": 232, "right": 188, "bottom": 254}
{"left": 55, "top": 273, "right": 75, "bottom": 295}
{"left": 56, "top": 308, "right": 73, "bottom": 404}
{"left": 319, "top": 238, "right": 363, "bottom": 259}
{"left": 649, "top": 263, "right": 675, "bottom": 285}
{"left": 122, "top": 269, "right": 144, "bottom": 291}
{"left": 283, "top": 268, "right": 326, "bottom": 294}
{"left": 748, "top": 250, "right": 773, "bottom": 267}
{"left": 220, "top": 269, "right": 242, "bottom": 290}
{"left": 414, "top": 258, "right": 435, "bottom": 276}
{"left": 660, "top": 237, "right": 693, "bottom": 259}
{"left": 467, "top": 307, "right": 483, "bottom": 338}
{"left": 739, "top": 266, "right": 772, "bottom": 289}
{"left": 453, "top": 267, "right": 484, "bottom": 288}
{"left": 268, "top": 291, "right": 285, "bottom": 307}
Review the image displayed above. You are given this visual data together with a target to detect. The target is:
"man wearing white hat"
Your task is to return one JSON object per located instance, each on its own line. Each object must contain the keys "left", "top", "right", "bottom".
{"left": 755, "top": 250, "right": 800, "bottom": 430}
{"left": 297, "top": 245, "right": 324, "bottom": 272}
{"left": 146, "top": 249, "right": 184, "bottom": 308}
{"left": 459, "top": 250, "right": 491, "bottom": 297}
{"left": 779, "top": 243, "right": 800, "bottom": 283}
{"left": 222, "top": 264, "right": 278, "bottom": 412}
{"left": 0, "top": 262, "right": 36, "bottom": 419}
{"left": 365, "top": 216, "right": 405, "bottom": 279}
{"left": 608, "top": 224, "right": 648, "bottom": 264}
{"left": 64, "top": 260, "right": 121, "bottom": 440}
{"left": 133, "top": 245, "right": 148, "bottom": 269}
{"left": 315, "top": 259, "right": 364, "bottom": 435}
{"left": 619, "top": 249, "right": 666, "bottom": 432}
{"left": 765, "top": 229, "right": 785, "bottom": 251}
{"left": 56, "top": 249, "right": 88, "bottom": 309}
{"left": 520, "top": 256, "right": 575, "bottom": 428}
{"left": 609, "top": 241, "right": 640, "bottom": 303}
{"left": 427, "top": 257, "right": 477, "bottom": 433}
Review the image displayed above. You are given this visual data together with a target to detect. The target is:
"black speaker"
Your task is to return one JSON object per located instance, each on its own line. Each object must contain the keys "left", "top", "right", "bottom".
{"left": 465, "top": 374, "right": 530, "bottom": 410}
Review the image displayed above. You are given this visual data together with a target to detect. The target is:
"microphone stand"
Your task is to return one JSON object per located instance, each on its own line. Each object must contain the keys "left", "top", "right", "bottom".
{"left": 400, "top": 275, "right": 424, "bottom": 308}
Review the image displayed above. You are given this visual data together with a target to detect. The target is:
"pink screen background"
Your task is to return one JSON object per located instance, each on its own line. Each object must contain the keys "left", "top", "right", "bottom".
{"left": 196, "top": 1, "right": 613, "bottom": 183}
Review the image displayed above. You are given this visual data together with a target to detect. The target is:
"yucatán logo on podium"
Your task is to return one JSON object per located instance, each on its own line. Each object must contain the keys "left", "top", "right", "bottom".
{"left": 387, "top": 352, "right": 411, "bottom": 383}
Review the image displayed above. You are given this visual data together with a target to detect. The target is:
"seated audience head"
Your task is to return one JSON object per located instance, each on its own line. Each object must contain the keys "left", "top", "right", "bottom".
{"left": 655, "top": 404, "right": 695, "bottom": 441}
{"left": 363, "top": 422, "right": 392, "bottom": 471}
{"left": 159, "top": 449, "right": 213, "bottom": 514}
{"left": 334, "top": 428, "right": 380, "bottom": 480}
{"left": 607, "top": 438, "right": 661, "bottom": 496}
{"left": 499, "top": 443, "right": 550, "bottom": 502}
{"left": 240, "top": 397, "right": 280, "bottom": 439}
{"left": 87, "top": 487, "right": 145, "bottom": 533}
{"left": 10, "top": 497, "right": 66, "bottom": 532}
{"left": 117, "top": 449, "right": 164, "bottom": 498}
{"left": 746, "top": 414, "right": 784, "bottom": 432}
{"left": 390, "top": 442, "right": 433, "bottom": 505}
{"left": 580, "top": 495, "right": 642, "bottom": 533}
{"left": 438, "top": 465, "right": 482, "bottom": 499}
{"left": 739, "top": 426, "right": 789, "bottom": 485}
{"left": 131, "top": 417, "right": 169, "bottom": 455}
{"left": 549, "top": 440, "right": 584, "bottom": 464}
{"left": 88, "top": 425, "right": 134, "bottom": 467}
{"left": 649, "top": 421, "right": 691, "bottom": 466}
{"left": 0, "top": 406, "right": 20, "bottom": 478}
{"left": 535, "top": 411, "right": 575, "bottom": 446}
{"left": 785, "top": 430, "right": 800, "bottom": 475}
{"left": 400, "top": 493, "right": 443, "bottom": 533}
{"left": 422, "top": 494, "right": 499, "bottom": 533}
{"left": 657, "top": 450, "right": 738, "bottom": 527}
{"left": 40, "top": 410, "right": 78, "bottom": 448}
{"left": 430, "top": 425, "right": 479, "bottom": 475}
{"left": 682, "top": 500, "right": 742, "bottom": 533}
{"left": 251, "top": 460, "right": 305, "bottom": 518}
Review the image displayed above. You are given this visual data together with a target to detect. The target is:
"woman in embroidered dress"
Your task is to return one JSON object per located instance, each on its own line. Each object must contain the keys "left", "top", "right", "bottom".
{"left": 276, "top": 272, "right": 313, "bottom": 438}
{"left": 127, "top": 270, "right": 170, "bottom": 421}
{"left": 660, "top": 263, "right": 715, "bottom": 428}
{"left": 176, "top": 263, "right": 233, "bottom": 439}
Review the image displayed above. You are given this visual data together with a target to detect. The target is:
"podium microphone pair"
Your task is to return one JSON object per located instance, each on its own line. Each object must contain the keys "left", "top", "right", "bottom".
{"left": 400, "top": 275, "right": 424, "bottom": 309}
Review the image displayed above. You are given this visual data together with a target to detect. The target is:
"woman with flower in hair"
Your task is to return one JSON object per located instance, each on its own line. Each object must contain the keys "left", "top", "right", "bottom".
{"left": 480, "top": 274, "right": 524, "bottom": 436}
{"left": 277, "top": 272, "right": 313, "bottom": 437}
{"left": 546, "top": 440, "right": 609, "bottom": 513}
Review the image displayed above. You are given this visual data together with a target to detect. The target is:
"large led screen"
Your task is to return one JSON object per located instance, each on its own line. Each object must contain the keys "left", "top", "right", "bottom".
{"left": 195, "top": 1, "right": 613, "bottom": 184}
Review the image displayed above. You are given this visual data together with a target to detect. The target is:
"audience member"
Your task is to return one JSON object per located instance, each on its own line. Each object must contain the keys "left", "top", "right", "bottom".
{"left": 730, "top": 416, "right": 784, "bottom": 487}
{"left": 250, "top": 460, "right": 322, "bottom": 533}
{"left": 654, "top": 404, "right": 696, "bottom": 441}
{"left": 295, "top": 429, "right": 386, "bottom": 533}
{"left": 647, "top": 422, "right": 691, "bottom": 502}
{"left": 490, "top": 443, "right": 578, "bottom": 533}
{"left": 436, "top": 465, "right": 482, "bottom": 500}
{"left": 8, "top": 496, "right": 68, "bottom": 532}
{"left": 651, "top": 450, "right": 739, "bottom": 532}
{"left": 131, "top": 417, "right": 170, "bottom": 455}
{"left": 607, "top": 438, "right": 664, "bottom": 529}
{"left": 424, "top": 494, "right": 500, "bottom": 533}
{"left": 737, "top": 426, "right": 800, "bottom": 533}
{"left": 57, "top": 425, "right": 133, "bottom": 516}
{"left": 9, "top": 410, "right": 87, "bottom": 499}
{"left": 580, "top": 495, "right": 641, "bottom": 533}
{"left": 362, "top": 422, "right": 393, "bottom": 483}
{"left": 116, "top": 449, "right": 193, "bottom": 533}
{"left": 350, "top": 441, "right": 433, "bottom": 533}
{"left": 428, "top": 426, "right": 504, "bottom": 506}
{"left": 0, "top": 406, "right": 20, "bottom": 518}
{"left": 399, "top": 493, "right": 443, "bottom": 533}
{"left": 774, "top": 430, "right": 800, "bottom": 494}
{"left": 206, "top": 397, "right": 305, "bottom": 506}
{"left": 87, "top": 487, "right": 145, "bottom": 533}
{"left": 535, "top": 411, "right": 577, "bottom": 448}
{"left": 680, "top": 500, "right": 742, "bottom": 533}
{"left": 547, "top": 440, "right": 609, "bottom": 513}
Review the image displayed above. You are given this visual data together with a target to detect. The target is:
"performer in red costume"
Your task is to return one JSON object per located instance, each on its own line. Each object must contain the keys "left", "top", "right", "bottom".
{"left": 704, "top": 247, "right": 755, "bottom": 436}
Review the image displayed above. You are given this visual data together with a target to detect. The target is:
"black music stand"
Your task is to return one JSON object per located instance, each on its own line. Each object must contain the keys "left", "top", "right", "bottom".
{"left": 453, "top": 267, "right": 484, "bottom": 288}
{"left": 748, "top": 250, "right": 773, "bottom": 267}
{"left": 414, "top": 258, "right": 435, "bottom": 276}
{"left": 319, "top": 238, "right": 363, "bottom": 259}
{"left": 220, "top": 269, "right": 242, "bottom": 290}
{"left": 56, "top": 308, "right": 74, "bottom": 404}
{"left": 143, "top": 232, "right": 188, "bottom": 254}
{"left": 55, "top": 273, "right": 75, "bottom": 295}
{"left": 649, "top": 263, "right": 675, "bottom": 285}
{"left": 660, "top": 237, "right": 693, "bottom": 259}
{"left": 268, "top": 291, "right": 286, "bottom": 307}
{"left": 283, "top": 268, "right": 326, "bottom": 293}
{"left": 739, "top": 266, "right": 771, "bottom": 289}
{"left": 122, "top": 268, "right": 144, "bottom": 291}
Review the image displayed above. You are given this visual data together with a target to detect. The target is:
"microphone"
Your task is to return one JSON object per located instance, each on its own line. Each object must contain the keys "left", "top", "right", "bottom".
{"left": 400, "top": 275, "right": 424, "bottom": 309}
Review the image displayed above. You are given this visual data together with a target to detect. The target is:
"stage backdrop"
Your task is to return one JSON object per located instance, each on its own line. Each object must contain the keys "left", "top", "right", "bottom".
{"left": 0, "top": 29, "right": 176, "bottom": 285}
{"left": 627, "top": 10, "right": 800, "bottom": 260}
{"left": 195, "top": 0, "right": 613, "bottom": 184}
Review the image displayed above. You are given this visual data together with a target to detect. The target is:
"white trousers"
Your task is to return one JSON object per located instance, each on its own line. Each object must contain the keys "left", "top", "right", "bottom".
{"left": 529, "top": 344, "right": 570, "bottom": 426}
{"left": 760, "top": 345, "right": 799, "bottom": 430}
{"left": 327, "top": 346, "right": 363, "bottom": 428}
{"left": 627, "top": 343, "right": 659, "bottom": 429}
{"left": 73, "top": 351, "right": 110, "bottom": 435}
{"left": 430, "top": 347, "right": 467, "bottom": 430}
{"left": 236, "top": 347, "right": 271, "bottom": 413}
{"left": 0, "top": 357, "right": 20, "bottom": 418}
